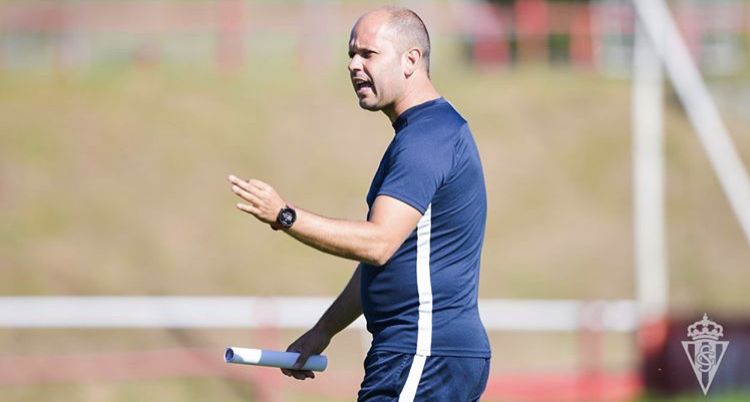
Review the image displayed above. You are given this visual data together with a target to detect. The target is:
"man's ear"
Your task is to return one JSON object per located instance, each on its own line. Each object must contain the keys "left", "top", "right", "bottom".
{"left": 403, "top": 48, "right": 421, "bottom": 78}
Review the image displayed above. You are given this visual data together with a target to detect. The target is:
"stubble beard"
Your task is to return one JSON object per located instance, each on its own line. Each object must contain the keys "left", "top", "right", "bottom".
{"left": 357, "top": 90, "right": 383, "bottom": 111}
{"left": 359, "top": 98, "right": 381, "bottom": 111}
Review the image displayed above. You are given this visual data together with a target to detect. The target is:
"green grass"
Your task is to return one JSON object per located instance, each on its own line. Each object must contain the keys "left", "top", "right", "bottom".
{"left": 1, "top": 57, "right": 750, "bottom": 401}
{"left": 2, "top": 65, "right": 748, "bottom": 303}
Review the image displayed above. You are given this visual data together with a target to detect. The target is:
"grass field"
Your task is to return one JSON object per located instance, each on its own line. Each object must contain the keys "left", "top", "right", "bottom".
{"left": 1, "top": 64, "right": 748, "bottom": 304}
{"left": 1, "top": 59, "right": 749, "bottom": 401}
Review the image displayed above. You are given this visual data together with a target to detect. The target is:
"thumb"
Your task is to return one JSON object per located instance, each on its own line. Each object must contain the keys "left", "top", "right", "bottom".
{"left": 292, "top": 349, "right": 312, "bottom": 370}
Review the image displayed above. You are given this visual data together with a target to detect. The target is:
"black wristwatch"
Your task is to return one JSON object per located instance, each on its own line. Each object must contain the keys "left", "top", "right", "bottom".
{"left": 275, "top": 205, "right": 297, "bottom": 230}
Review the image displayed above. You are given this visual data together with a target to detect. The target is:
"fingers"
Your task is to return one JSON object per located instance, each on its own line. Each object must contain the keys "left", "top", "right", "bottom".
{"left": 292, "top": 350, "right": 311, "bottom": 370}
{"left": 249, "top": 179, "right": 269, "bottom": 191}
{"left": 278, "top": 344, "right": 316, "bottom": 380}
{"left": 236, "top": 202, "right": 260, "bottom": 216}
{"left": 228, "top": 175, "right": 267, "bottom": 193}
{"left": 228, "top": 174, "right": 282, "bottom": 220}
{"left": 228, "top": 174, "right": 270, "bottom": 218}
{"left": 231, "top": 184, "right": 262, "bottom": 206}
{"left": 280, "top": 368, "right": 315, "bottom": 380}
{"left": 280, "top": 356, "right": 315, "bottom": 380}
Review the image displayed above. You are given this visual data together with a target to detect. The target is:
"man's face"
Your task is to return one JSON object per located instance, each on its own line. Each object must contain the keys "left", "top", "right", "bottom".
{"left": 347, "top": 15, "right": 404, "bottom": 111}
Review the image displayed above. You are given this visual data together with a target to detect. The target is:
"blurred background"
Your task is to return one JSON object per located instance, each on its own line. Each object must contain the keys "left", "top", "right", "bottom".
{"left": 0, "top": 0, "right": 749, "bottom": 401}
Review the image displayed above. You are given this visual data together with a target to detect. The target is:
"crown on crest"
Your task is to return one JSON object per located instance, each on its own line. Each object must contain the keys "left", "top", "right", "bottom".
{"left": 687, "top": 314, "right": 724, "bottom": 341}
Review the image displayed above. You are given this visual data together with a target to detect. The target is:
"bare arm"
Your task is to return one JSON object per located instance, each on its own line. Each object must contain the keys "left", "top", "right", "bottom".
{"left": 315, "top": 263, "right": 363, "bottom": 338}
{"left": 283, "top": 197, "right": 418, "bottom": 266}
{"left": 228, "top": 175, "right": 421, "bottom": 266}
{"left": 281, "top": 264, "right": 363, "bottom": 381}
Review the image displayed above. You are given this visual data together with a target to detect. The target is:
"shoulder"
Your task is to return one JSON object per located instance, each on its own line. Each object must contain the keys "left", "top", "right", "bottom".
{"left": 396, "top": 102, "right": 467, "bottom": 146}
{"left": 414, "top": 100, "right": 467, "bottom": 134}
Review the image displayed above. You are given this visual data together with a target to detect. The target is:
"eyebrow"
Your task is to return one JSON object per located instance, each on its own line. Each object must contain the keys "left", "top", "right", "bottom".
{"left": 348, "top": 46, "right": 378, "bottom": 58}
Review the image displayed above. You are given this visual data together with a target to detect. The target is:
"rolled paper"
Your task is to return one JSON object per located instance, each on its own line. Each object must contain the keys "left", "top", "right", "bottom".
{"left": 224, "top": 347, "right": 328, "bottom": 372}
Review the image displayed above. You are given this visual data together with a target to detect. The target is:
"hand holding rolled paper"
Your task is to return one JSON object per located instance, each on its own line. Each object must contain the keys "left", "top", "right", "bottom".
{"left": 224, "top": 347, "right": 328, "bottom": 372}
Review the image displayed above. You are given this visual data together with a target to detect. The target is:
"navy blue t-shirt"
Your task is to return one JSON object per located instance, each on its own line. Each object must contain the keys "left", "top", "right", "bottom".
{"left": 361, "top": 97, "right": 491, "bottom": 358}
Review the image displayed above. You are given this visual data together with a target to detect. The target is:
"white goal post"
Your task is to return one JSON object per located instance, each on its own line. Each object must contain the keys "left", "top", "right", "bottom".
{"left": 631, "top": 0, "right": 750, "bottom": 327}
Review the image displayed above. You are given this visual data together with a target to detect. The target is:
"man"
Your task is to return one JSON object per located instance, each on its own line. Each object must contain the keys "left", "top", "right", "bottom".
{"left": 228, "top": 6, "right": 490, "bottom": 402}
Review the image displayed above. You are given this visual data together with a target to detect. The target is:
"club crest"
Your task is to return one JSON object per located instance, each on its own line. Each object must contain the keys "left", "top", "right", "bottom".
{"left": 681, "top": 314, "right": 728, "bottom": 395}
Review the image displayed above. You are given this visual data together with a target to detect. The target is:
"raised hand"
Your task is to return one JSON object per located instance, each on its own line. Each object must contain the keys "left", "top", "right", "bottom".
{"left": 228, "top": 174, "right": 286, "bottom": 225}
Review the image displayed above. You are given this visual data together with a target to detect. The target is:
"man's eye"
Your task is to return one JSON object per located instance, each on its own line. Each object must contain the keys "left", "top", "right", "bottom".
{"left": 348, "top": 50, "right": 374, "bottom": 59}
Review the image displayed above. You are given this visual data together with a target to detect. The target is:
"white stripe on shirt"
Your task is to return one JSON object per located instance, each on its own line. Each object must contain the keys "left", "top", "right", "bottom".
{"left": 415, "top": 204, "right": 433, "bottom": 356}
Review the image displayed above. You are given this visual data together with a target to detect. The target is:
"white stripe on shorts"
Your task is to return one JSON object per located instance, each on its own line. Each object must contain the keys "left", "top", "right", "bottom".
{"left": 398, "top": 354, "right": 426, "bottom": 402}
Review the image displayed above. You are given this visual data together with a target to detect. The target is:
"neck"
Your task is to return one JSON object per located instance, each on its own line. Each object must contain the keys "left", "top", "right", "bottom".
{"left": 384, "top": 80, "right": 441, "bottom": 124}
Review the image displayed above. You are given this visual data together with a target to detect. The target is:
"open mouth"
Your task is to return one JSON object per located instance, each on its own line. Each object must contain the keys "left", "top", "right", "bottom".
{"left": 353, "top": 78, "right": 373, "bottom": 94}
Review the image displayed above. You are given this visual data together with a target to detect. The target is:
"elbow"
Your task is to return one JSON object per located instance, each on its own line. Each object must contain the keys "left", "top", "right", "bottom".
{"left": 371, "top": 253, "right": 391, "bottom": 267}
{"left": 360, "top": 223, "right": 404, "bottom": 266}
{"left": 364, "top": 243, "right": 395, "bottom": 267}
{"left": 366, "top": 256, "right": 390, "bottom": 267}
{"left": 362, "top": 251, "right": 388, "bottom": 267}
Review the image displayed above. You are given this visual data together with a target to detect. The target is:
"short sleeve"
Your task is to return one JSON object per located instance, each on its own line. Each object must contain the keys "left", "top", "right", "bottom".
{"left": 376, "top": 138, "right": 452, "bottom": 214}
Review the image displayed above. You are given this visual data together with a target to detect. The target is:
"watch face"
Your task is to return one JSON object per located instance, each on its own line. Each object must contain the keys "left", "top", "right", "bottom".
{"left": 279, "top": 208, "right": 296, "bottom": 227}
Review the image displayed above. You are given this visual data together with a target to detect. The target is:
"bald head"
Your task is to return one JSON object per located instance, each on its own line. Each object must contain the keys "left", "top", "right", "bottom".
{"left": 357, "top": 7, "right": 431, "bottom": 75}
{"left": 348, "top": 7, "right": 439, "bottom": 121}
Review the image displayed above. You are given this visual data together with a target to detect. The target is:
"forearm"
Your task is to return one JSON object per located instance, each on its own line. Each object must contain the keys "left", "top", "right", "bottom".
{"left": 228, "top": 176, "right": 419, "bottom": 265}
{"left": 285, "top": 208, "right": 389, "bottom": 266}
{"left": 314, "top": 264, "right": 363, "bottom": 338}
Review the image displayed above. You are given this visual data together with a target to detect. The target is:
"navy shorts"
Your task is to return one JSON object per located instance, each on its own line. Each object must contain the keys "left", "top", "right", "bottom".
{"left": 357, "top": 350, "right": 491, "bottom": 402}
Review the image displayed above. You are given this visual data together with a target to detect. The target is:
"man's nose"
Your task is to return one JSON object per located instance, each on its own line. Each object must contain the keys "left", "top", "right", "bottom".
{"left": 348, "top": 55, "right": 361, "bottom": 74}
